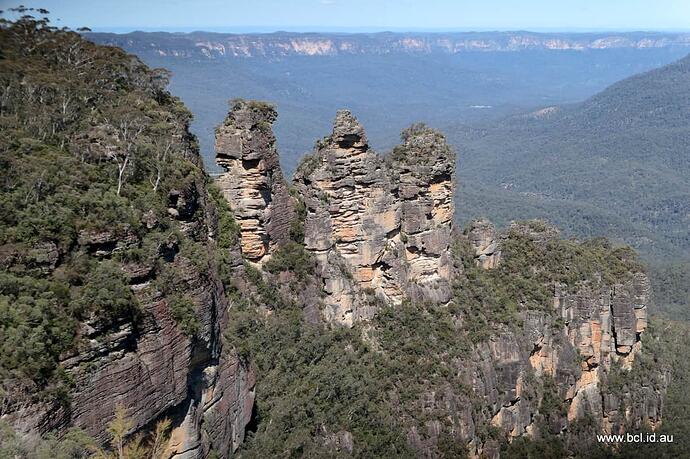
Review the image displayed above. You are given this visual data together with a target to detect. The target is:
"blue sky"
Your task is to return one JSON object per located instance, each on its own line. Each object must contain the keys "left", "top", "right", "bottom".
{"left": 3, "top": 0, "right": 690, "bottom": 32}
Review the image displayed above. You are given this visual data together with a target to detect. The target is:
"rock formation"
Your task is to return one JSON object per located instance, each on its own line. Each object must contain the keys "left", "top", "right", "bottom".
{"left": 463, "top": 223, "right": 660, "bottom": 455}
{"left": 292, "top": 112, "right": 455, "bottom": 324}
{"left": 181, "top": 104, "right": 666, "bottom": 455}
{"left": 390, "top": 123, "right": 455, "bottom": 300}
{"left": 467, "top": 218, "right": 501, "bottom": 269}
{"left": 4, "top": 173, "right": 256, "bottom": 459}
{"left": 3, "top": 18, "right": 673, "bottom": 459}
{"left": 90, "top": 31, "right": 690, "bottom": 60}
{"left": 215, "top": 99, "right": 294, "bottom": 263}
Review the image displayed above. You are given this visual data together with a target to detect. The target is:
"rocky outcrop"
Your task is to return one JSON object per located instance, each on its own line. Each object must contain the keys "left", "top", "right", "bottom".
{"left": 207, "top": 104, "right": 665, "bottom": 456}
{"left": 215, "top": 100, "right": 294, "bottom": 263}
{"left": 467, "top": 218, "right": 501, "bottom": 269}
{"left": 293, "top": 112, "right": 455, "bottom": 325}
{"left": 405, "top": 274, "right": 661, "bottom": 458}
{"left": 442, "top": 224, "right": 662, "bottom": 457}
{"left": 3, "top": 145, "right": 256, "bottom": 459}
{"left": 390, "top": 123, "right": 455, "bottom": 301}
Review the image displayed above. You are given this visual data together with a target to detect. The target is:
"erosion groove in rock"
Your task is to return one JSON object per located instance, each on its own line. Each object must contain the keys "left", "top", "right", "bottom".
{"left": 291, "top": 112, "right": 456, "bottom": 325}
{"left": 215, "top": 100, "right": 295, "bottom": 264}
{"left": 0, "top": 16, "right": 675, "bottom": 459}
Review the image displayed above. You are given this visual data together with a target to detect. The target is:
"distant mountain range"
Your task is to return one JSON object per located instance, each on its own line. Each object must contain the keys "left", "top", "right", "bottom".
{"left": 84, "top": 30, "right": 690, "bottom": 291}
{"left": 453, "top": 53, "right": 690, "bottom": 265}
{"left": 85, "top": 31, "right": 690, "bottom": 181}
{"left": 87, "top": 31, "right": 690, "bottom": 58}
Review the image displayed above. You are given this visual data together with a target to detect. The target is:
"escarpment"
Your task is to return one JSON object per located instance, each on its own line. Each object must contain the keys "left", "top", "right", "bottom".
{"left": 461, "top": 224, "right": 659, "bottom": 452}
{"left": 211, "top": 103, "right": 666, "bottom": 457}
{"left": 1, "top": 16, "right": 676, "bottom": 459}
{"left": 403, "top": 223, "right": 663, "bottom": 458}
{"left": 0, "top": 19, "right": 256, "bottom": 459}
{"left": 3, "top": 85, "right": 256, "bottom": 459}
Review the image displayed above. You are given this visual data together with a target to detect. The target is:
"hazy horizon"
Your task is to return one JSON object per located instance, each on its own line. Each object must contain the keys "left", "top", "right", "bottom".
{"left": 6, "top": 0, "right": 690, "bottom": 34}
{"left": 88, "top": 26, "right": 690, "bottom": 34}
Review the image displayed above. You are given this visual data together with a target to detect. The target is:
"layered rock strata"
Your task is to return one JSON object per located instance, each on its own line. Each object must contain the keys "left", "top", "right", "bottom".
{"left": 461, "top": 224, "right": 660, "bottom": 456}
{"left": 467, "top": 218, "right": 501, "bottom": 269}
{"left": 390, "top": 124, "right": 455, "bottom": 300}
{"left": 215, "top": 100, "right": 294, "bottom": 263}
{"left": 210, "top": 103, "right": 665, "bottom": 456}
{"left": 5, "top": 143, "right": 255, "bottom": 459}
{"left": 292, "top": 112, "right": 455, "bottom": 324}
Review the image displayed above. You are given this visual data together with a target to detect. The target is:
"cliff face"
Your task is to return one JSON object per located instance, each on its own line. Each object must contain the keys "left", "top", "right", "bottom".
{"left": 211, "top": 103, "right": 665, "bottom": 457}
{"left": 394, "top": 224, "right": 664, "bottom": 458}
{"left": 215, "top": 107, "right": 455, "bottom": 326}
{"left": 215, "top": 100, "right": 295, "bottom": 264}
{"left": 0, "top": 18, "right": 256, "bottom": 458}
{"left": 391, "top": 124, "right": 455, "bottom": 301}
{"left": 291, "top": 112, "right": 454, "bottom": 325}
{"left": 1, "top": 16, "right": 674, "bottom": 458}
{"left": 5, "top": 120, "right": 256, "bottom": 459}
{"left": 88, "top": 31, "right": 690, "bottom": 59}
{"left": 453, "top": 224, "right": 662, "bottom": 456}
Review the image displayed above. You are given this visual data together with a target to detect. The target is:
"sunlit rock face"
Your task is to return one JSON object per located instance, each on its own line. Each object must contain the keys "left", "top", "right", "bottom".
{"left": 389, "top": 123, "right": 455, "bottom": 302}
{"left": 467, "top": 218, "right": 502, "bottom": 269}
{"left": 215, "top": 100, "right": 294, "bottom": 264}
{"left": 211, "top": 104, "right": 662, "bottom": 455}
{"left": 292, "top": 112, "right": 455, "bottom": 325}
{"left": 455, "top": 223, "right": 659, "bottom": 455}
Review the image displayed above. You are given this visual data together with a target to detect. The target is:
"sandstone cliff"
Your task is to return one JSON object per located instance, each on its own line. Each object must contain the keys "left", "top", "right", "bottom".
{"left": 215, "top": 99, "right": 295, "bottom": 264}
{"left": 0, "top": 14, "right": 674, "bottom": 457}
{"left": 0, "top": 18, "right": 255, "bottom": 458}
{"left": 88, "top": 31, "right": 690, "bottom": 59}
{"left": 210, "top": 101, "right": 668, "bottom": 457}
{"left": 215, "top": 107, "right": 456, "bottom": 326}
{"left": 399, "top": 223, "right": 663, "bottom": 458}
{"left": 212, "top": 104, "right": 666, "bottom": 456}
{"left": 292, "top": 113, "right": 455, "bottom": 324}
{"left": 4, "top": 125, "right": 256, "bottom": 459}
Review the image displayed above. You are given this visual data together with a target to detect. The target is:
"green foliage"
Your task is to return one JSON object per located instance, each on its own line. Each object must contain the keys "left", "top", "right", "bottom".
{"left": 207, "top": 182, "right": 241, "bottom": 291}
{"left": 263, "top": 241, "right": 315, "bottom": 281}
{"left": 294, "top": 152, "right": 322, "bottom": 178}
{"left": 650, "top": 262, "right": 690, "bottom": 321}
{"left": 226, "top": 303, "right": 413, "bottom": 458}
{"left": 503, "top": 434, "right": 568, "bottom": 459}
{"left": 451, "top": 226, "right": 644, "bottom": 346}
{"left": 288, "top": 191, "right": 307, "bottom": 244}
{"left": 208, "top": 183, "right": 240, "bottom": 250}
{"left": 0, "top": 420, "right": 96, "bottom": 459}
{"left": 229, "top": 98, "right": 277, "bottom": 120}
{"left": 71, "top": 260, "right": 138, "bottom": 323}
{"left": 0, "top": 14, "right": 208, "bottom": 400}
{"left": 375, "top": 301, "right": 472, "bottom": 386}
{"left": 228, "top": 256, "right": 483, "bottom": 456}
{"left": 169, "top": 295, "right": 200, "bottom": 336}
{"left": 453, "top": 53, "right": 690, "bottom": 291}
{"left": 388, "top": 123, "right": 453, "bottom": 166}
{"left": 0, "top": 273, "right": 75, "bottom": 386}
{"left": 539, "top": 377, "right": 568, "bottom": 430}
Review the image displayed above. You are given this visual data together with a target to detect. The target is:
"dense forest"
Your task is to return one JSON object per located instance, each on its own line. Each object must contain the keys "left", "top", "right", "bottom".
{"left": 0, "top": 7, "right": 221, "bottom": 443}
{"left": 450, "top": 53, "right": 690, "bottom": 318}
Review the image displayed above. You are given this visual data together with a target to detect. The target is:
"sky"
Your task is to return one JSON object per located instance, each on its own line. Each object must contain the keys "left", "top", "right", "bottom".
{"left": 2, "top": 0, "right": 690, "bottom": 33}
